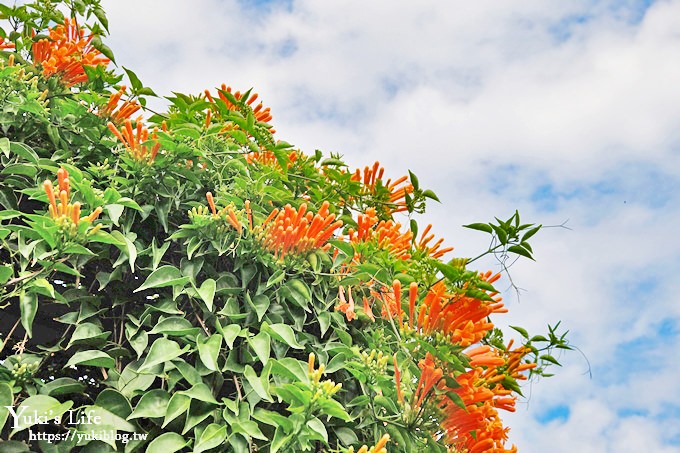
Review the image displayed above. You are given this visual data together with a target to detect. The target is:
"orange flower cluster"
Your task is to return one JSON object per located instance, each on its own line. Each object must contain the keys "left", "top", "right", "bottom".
{"left": 205, "top": 84, "right": 273, "bottom": 124}
{"left": 414, "top": 274, "right": 506, "bottom": 347}
{"left": 254, "top": 201, "right": 342, "bottom": 259}
{"left": 347, "top": 207, "right": 412, "bottom": 260}
{"left": 107, "top": 119, "right": 160, "bottom": 164}
{"left": 351, "top": 161, "right": 413, "bottom": 213}
{"left": 32, "top": 18, "right": 109, "bottom": 86}
{"left": 206, "top": 192, "right": 242, "bottom": 235}
{"left": 416, "top": 224, "right": 454, "bottom": 259}
{"left": 438, "top": 343, "right": 535, "bottom": 453}
{"left": 245, "top": 150, "right": 298, "bottom": 167}
{"left": 0, "top": 37, "right": 15, "bottom": 50}
{"left": 98, "top": 86, "right": 141, "bottom": 124}
{"left": 43, "top": 167, "right": 102, "bottom": 228}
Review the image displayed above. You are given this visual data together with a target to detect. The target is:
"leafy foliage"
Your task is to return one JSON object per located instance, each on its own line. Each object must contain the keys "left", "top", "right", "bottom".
{"left": 0, "top": 1, "right": 570, "bottom": 451}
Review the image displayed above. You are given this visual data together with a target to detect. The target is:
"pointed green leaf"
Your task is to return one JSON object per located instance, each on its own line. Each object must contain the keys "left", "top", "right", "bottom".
{"left": 194, "top": 423, "right": 227, "bottom": 453}
{"left": 135, "top": 266, "right": 190, "bottom": 292}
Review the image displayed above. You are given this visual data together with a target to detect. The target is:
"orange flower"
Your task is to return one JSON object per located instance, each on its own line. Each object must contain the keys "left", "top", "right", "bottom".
{"left": 363, "top": 296, "right": 375, "bottom": 322}
{"left": 413, "top": 353, "right": 444, "bottom": 410}
{"left": 99, "top": 85, "right": 141, "bottom": 124}
{"left": 351, "top": 161, "right": 413, "bottom": 213}
{"left": 336, "top": 286, "right": 356, "bottom": 321}
{"left": 415, "top": 277, "right": 506, "bottom": 347}
{"left": 347, "top": 207, "right": 412, "bottom": 260}
{"left": 205, "top": 84, "right": 274, "bottom": 125}
{"left": 245, "top": 150, "right": 298, "bottom": 167}
{"left": 107, "top": 119, "right": 160, "bottom": 164}
{"left": 254, "top": 201, "right": 343, "bottom": 259}
{"left": 393, "top": 353, "right": 404, "bottom": 404}
{"left": 354, "top": 433, "right": 390, "bottom": 453}
{"left": 416, "top": 223, "right": 454, "bottom": 259}
{"left": 201, "top": 192, "right": 242, "bottom": 234}
{"left": 32, "top": 18, "right": 109, "bottom": 86}
{"left": 0, "top": 37, "right": 15, "bottom": 50}
{"left": 43, "top": 167, "right": 102, "bottom": 227}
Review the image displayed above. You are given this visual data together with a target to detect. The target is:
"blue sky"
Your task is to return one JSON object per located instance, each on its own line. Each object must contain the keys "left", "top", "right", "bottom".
{"left": 100, "top": 0, "right": 680, "bottom": 451}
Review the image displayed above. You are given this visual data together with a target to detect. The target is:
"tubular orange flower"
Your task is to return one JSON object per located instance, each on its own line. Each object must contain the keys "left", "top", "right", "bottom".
{"left": 408, "top": 282, "right": 418, "bottom": 328}
{"left": 416, "top": 223, "right": 454, "bottom": 259}
{"left": 254, "top": 201, "right": 342, "bottom": 259}
{"left": 347, "top": 207, "right": 412, "bottom": 260}
{"left": 354, "top": 433, "right": 390, "bottom": 453}
{"left": 245, "top": 150, "right": 298, "bottom": 167}
{"left": 393, "top": 354, "right": 404, "bottom": 404}
{"left": 351, "top": 161, "right": 414, "bottom": 213}
{"left": 43, "top": 167, "right": 102, "bottom": 227}
{"left": 393, "top": 279, "right": 403, "bottom": 328}
{"left": 205, "top": 84, "right": 274, "bottom": 127}
{"left": 413, "top": 353, "right": 444, "bottom": 410}
{"left": 336, "top": 286, "right": 356, "bottom": 321}
{"left": 32, "top": 18, "right": 109, "bottom": 86}
{"left": 107, "top": 119, "right": 160, "bottom": 164}
{"left": 98, "top": 85, "right": 141, "bottom": 124}
{"left": 195, "top": 192, "right": 243, "bottom": 235}
{"left": 363, "top": 296, "right": 375, "bottom": 322}
{"left": 415, "top": 278, "right": 506, "bottom": 347}
{"left": 0, "top": 37, "right": 15, "bottom": 50}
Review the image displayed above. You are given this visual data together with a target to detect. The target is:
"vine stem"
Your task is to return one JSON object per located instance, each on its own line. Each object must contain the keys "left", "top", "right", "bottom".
{"left": 0, "top": 318, "right": 21, "bottom": 354}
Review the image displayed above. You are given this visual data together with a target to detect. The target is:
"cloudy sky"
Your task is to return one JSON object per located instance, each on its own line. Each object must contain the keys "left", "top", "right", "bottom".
{"left": 100, "top": 1, "right": 680, "bottom": 451}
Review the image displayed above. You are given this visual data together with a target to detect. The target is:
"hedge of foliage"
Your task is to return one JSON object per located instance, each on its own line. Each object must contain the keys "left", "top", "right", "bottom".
{"left": 0, "top": 1, "right": 571, "bottom": 452}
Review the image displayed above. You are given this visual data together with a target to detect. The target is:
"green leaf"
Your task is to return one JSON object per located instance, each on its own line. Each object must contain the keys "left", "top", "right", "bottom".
{"left": 151, "top": 239, "right": 171, "bottom": 271}
{"left": 306, "top": 417, "right": 328, "bottom": 443}
{"left": 281, "top": 279, "right": 311, "bottom": 310}
{"left": 67, "top": 322, "right": 110, "bottom": 348}
{"left": 249, "top": 331, "right": 271, "bottom": 365}
{"left": 64, "top": 350, "right": 115, "bottom": 369}
{"left": 507, "top": 244, "right": 534, "bottom": 260}
{"left": 162, "top": 393, "right": 191, "bottom": 428}
{"left": 147, "top": 432, "right": 190, "bottom": 453}
{"left": 135, "top": 265, "right": 190, "bottom": 293}
{"left": 19, "top": 290, "right": 37, "bottom": 338}
{"left": 196, "top": 278, "right": 216, "bottom": 311}
{"left": 123, "top": 66, "right": 143, "bottom": 91}
{"left": 177, "top": 383, "right": 219, "bottom": 404}
{"left": 217, "top": 322, "right": 242, "bottom": 349}
{"left": 408, "top": 170, "right": 419, "bottom": 191}
{"left": 540, "top": 354, "right": 562, "bottom": 366}
{"left": 0, "top": 137, "right": 9, "bottom": 158}
{"left": 521, "top": 225, "right": 541, "bottom": 242}
{"left": 138, "top": 338, "right": 189, "bottom": 373}
{"left": 510, "top": 326, "right": 529, "bottom": 339}
{"left": 248, "top": 294, "right": 270, "bottom": 322}
{"left": 0, "top": 383, "right": 13, "bottom": 432}
{"left": 39, "top": 378, "right": 85, "bottom": 397}
{"left": 197, "top": 334, "right": 222, "bottom": 372}
{"left": 111, "top": 230, "right": 137, "bottom": 271}
{"left": 266, "top": 269, "right": 286, "bottom": 288}
{"left": 193, "top": 423, "right": 227, "bottom": 453}
{"left": 261, "top": 322, "right": 303, "bottom": 349}
{"left": 432, "top": 261, "right": 462, "bottom": 284}
{"left": 127, "top": 389, "right": 171, "bottom": 419}
{"left": 9, "top": 396, "right": 73, "bottom": 436}
{"left": 423, "top": 189, "right": 440, "bottom": 202}
{"left": 316, "top": 398, "right": 350, "bottom": 421}
{"left": 243, "top": 365, "right": 272, "bottom": 402}
{"left": 149, "top": 317, "right": 200, "bottom": 337}
{"left": 90, "top": 36, "right": 115, "bottom": 63}
{"left": 463, "top": 222, "right": 493, "bottom": 234}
